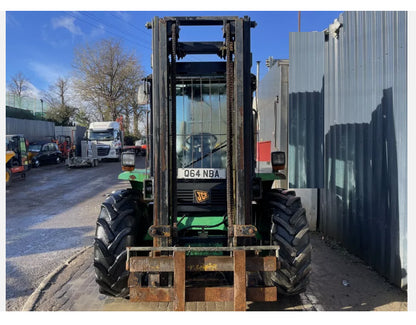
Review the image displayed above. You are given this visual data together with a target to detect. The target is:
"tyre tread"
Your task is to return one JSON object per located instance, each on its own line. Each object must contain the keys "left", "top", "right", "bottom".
{"left": 262, "top": 189, "right": 312, "bottom": 295}
{"left": 93, "top": 189, "right": 143, "bottom": 298}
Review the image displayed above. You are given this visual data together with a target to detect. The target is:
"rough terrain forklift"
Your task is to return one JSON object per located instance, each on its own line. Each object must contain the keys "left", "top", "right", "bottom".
{"left": 93, "top": 16, "right": 311, "bottom": 311}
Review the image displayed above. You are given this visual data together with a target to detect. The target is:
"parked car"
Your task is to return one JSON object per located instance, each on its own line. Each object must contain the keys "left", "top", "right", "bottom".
{"left": 28, "top": 141, "right": 63, "bottom": 167}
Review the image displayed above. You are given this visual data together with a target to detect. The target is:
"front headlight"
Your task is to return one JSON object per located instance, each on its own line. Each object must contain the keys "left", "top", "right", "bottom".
{"left": 121, "top": 151, "right": 135, "bottom": 171}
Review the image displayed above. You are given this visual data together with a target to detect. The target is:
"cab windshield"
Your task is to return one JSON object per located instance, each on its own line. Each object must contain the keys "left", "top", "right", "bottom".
{"left": 176, "top": 77, "right": 227, "bottom": 169}
{"left": 88, "top": 130, "right": 114, "bottom": 141}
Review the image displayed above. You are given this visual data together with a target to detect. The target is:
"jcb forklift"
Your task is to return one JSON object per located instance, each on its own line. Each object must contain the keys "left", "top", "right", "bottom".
{"left": 94, "top": 16, "right": 311, "bottom": 311}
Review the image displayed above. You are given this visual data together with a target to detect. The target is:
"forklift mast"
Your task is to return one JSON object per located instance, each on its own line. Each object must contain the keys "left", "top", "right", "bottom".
{"left": 149, "top": 16, "right": 257, "bottom": 246}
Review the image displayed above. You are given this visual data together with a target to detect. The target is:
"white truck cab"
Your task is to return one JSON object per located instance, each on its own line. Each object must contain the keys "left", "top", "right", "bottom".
{"left": 86, "top": 121, "right": 123, "bottom": 160}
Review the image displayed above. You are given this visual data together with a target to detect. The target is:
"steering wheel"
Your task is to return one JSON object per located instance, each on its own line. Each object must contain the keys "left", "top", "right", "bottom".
{"left": 185, "top": 133, "right": 218, "bottom": 149}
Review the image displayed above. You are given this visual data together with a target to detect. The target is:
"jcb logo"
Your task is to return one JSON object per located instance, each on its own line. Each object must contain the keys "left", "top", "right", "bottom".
{"left": 194, "top": 190, "right": 210, "bottom": 204}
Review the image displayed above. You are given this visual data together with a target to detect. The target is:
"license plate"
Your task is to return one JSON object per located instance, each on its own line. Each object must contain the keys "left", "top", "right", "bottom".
{"left": 177, "top": 168, "right": 226, "bottom": 179}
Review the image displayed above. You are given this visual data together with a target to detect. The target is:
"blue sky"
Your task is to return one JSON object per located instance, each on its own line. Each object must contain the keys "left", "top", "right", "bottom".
{"left": 5, "top": 11, "right": 343, "bottom": 97}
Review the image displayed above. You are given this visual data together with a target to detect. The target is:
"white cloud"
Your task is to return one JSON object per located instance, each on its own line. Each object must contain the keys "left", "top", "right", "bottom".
{"left": 51, "top": 16, "right": 83, "bottom": 36}
{"left": 28, "top": 61, "right": 70, "bottom": 86}
{"left": 114, "top": 11, "right": 131, "bottom": 22}
{"left": 89, "top": 23, "right": 106, "bottom": 39}
{"left": 25, "top": 81, "right": 42, "bottom": 99}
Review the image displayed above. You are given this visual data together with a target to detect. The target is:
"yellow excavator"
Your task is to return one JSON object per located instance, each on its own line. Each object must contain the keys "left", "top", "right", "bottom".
{"left": 6, "top": 151, "right": 15, "bottom": 186}
{"left": 6, "top": 134, "right": 29, "bottom": 186}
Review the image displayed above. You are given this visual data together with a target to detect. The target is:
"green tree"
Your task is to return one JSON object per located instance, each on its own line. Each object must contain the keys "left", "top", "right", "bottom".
{"left": 43, "top": 77, "right": 77, "bottom": 125}
{"left": 73, "top": 108, "right": 91, "bottom": 127}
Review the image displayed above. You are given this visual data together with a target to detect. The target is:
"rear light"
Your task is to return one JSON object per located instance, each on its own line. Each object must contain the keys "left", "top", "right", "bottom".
{"left": 121, "top": 151, "right": 135, "bottom": 171}
{"left": 271, "top": 151, "right": 285, "bottom": 171}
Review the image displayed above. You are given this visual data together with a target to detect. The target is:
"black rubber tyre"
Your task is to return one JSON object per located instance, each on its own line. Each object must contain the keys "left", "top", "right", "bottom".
{"left": 262, "top": 189, "right": 312, "bottom": 295}
{"left": 93, "top": 188, "right": 146, "bottom": 298}
{"left": 6, "top": 168, "right": 12, "bottom": 187}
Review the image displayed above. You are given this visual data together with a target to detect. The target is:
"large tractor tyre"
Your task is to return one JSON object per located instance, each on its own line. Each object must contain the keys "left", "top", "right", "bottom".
{"left": 262, "top": 189, "right": 312, "bottom": 295}
{"left": 93, "top": 188, "right": 146, "bottom": 298}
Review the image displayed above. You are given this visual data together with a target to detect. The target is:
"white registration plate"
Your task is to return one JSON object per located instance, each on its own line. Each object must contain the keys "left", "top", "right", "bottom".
{"left": 177, "top": 168, "right": 226, "bottom": 179}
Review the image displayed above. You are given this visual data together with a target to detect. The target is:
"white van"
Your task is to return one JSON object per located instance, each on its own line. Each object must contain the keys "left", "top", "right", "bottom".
{"left": 86, "top": 121, "right": 123, "bottom": 160}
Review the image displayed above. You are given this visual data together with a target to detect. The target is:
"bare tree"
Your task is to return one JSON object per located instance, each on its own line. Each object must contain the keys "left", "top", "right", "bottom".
{"left": 127, "top": 93, "right": 147, "bottom": 138}
{"left": 7, "top": 72, "right": 31, "bottom": 108}
{"left": 121, "top": 76, "right": 146, "bottom": 136}
{"left": 72, "top": 38, "right": 144, "bottom": 122}
{"left": 8, "top": 72, "right": 30, "bottom": 97}
{"left": 43, "top": 77, "right": 77, "bottom": 125}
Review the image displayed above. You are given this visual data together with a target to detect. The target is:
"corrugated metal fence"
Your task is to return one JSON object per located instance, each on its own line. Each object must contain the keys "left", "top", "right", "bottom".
{"left": 258, "top": 60, "right": 319, "bottom": 231}
{"left": 288, "top": 11, "right": 407, "bottom": 289}
{"left": 288, "top": 32, "right": 325, "bottom": 188}
{"left": 6, "top": 119, "right": 87, "bottom": 156}
{"left": 6, "top": 117, "right": 55, "bottom": 142}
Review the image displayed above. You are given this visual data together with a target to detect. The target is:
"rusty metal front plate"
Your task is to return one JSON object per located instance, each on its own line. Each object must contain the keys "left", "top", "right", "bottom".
{"left": 129, "top": 286, "right": 277, "bottom": 303}
{"left": 128, "top": 256, "right": 173, "bottom": 272}
{"left": 128, "top": 255, "right": 277, "bottom": 273}
{"left": 129, "top": 287, "right": 173, "bottom": 302}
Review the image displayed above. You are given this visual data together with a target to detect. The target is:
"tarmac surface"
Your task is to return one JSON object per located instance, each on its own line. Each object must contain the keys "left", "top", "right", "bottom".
{"left": 5, "top": 156, "right": 408, "bottom": 312}
{"left": 27, "top": 232, "right": 407, "bottom": 312}
{"left": 5, "top": 158, "right": 138, "bottom": 311}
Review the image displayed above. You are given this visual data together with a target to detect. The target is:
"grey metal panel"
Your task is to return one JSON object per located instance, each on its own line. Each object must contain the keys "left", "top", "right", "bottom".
{"left": 258, "top": 61, "right": 281, "bottom": 147}
{"left": 6, "top": 117, "right": 55, "bottom": 142}
{"left": 257, "top": 59, "right": 289, "bottom": 188}
{"left": 319, "top": 11, "right": 407, "bottom": 289}
{"left": 288, "top": 32, "right": 325, "bottom": 188}
{"left": 258, "top": 60, "right": 289, "bottom": 151}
